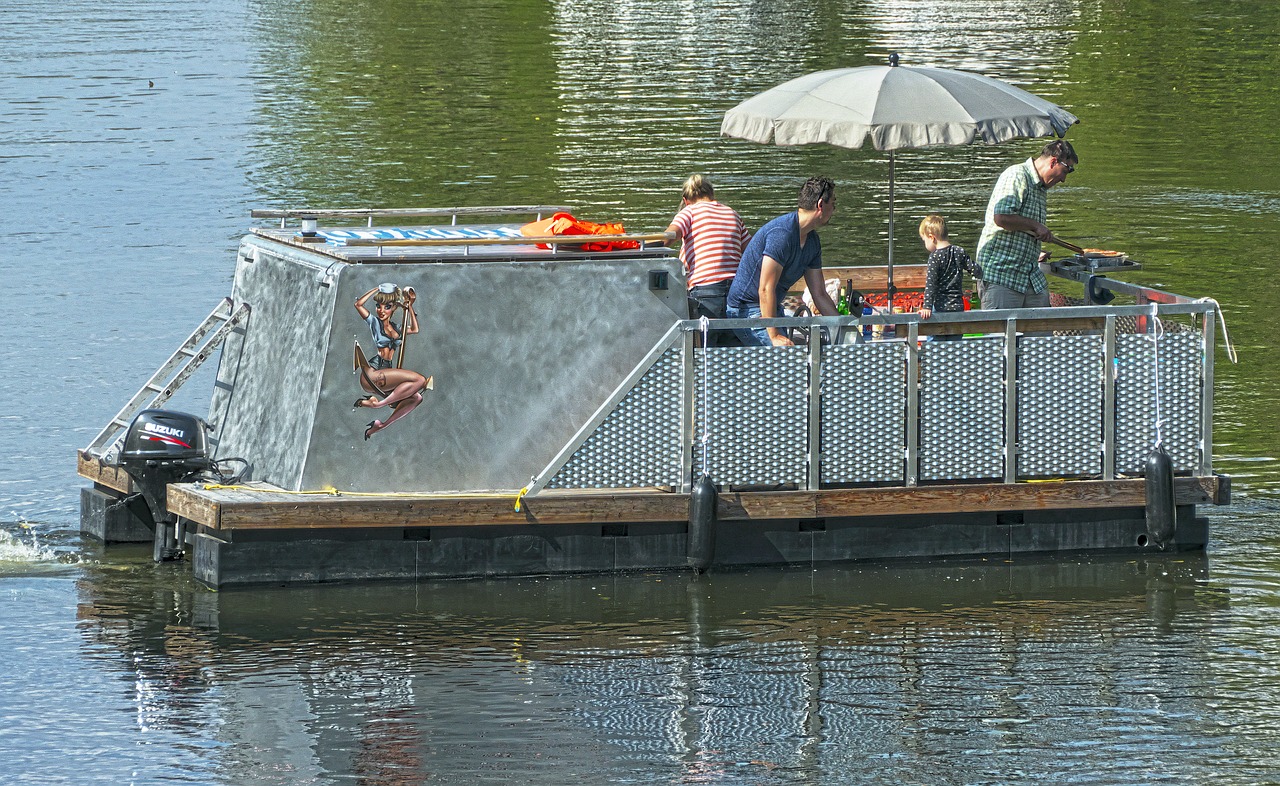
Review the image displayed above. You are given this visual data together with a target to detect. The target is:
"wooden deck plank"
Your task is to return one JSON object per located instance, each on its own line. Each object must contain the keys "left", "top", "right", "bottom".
{"left": 168, "top": 487, "right": 221, "bottom": 528}
{"left": 816, "top": 478, "right": 1215, "bottom": 516}
{"left": 165, "top": 476, "right": 1223, "bottom": 532}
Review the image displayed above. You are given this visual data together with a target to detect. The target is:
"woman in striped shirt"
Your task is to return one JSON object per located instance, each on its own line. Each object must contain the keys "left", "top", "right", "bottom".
{"left": 665, "top": 174, "right": 751, "bottom": 346}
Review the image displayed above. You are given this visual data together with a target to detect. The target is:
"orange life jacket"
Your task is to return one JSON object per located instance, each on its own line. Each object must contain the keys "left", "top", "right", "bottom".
{"left": 519, "top": 212, "right": 640, "bottom": 252}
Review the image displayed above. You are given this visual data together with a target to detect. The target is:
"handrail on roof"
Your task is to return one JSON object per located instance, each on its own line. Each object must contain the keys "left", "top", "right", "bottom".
{"left": 251, "top": 205, "right": 573, "bottom": 222}
{"left": 341, "top": 231, "right": 677, "bottom": 248}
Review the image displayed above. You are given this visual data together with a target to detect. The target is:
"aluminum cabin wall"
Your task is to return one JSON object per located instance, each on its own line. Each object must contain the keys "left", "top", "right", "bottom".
{"left": 302, "top": 252, "right": 685, "bottom": 493}
{"left": 208, "top": 239, "right": 338, "bottom": 490}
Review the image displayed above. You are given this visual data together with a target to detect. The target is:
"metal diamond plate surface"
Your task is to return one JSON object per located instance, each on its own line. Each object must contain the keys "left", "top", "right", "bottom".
{"left": 1018, "top": 335, "right": 1103, "bottom": 478}
{"left": 693, "top": 347, "right": 810, "bottom": 486}
{"left": 821, "top": 343, "right": 908, "bottom": 483}
{"left": 919, "top": 338, "right": 1005, "bottom": 481}
{"left": 549, "top": 348, "right": 683, "bottom": 489}
{"left": 1115, "top": 332, "right": 1202, "bottom": 473}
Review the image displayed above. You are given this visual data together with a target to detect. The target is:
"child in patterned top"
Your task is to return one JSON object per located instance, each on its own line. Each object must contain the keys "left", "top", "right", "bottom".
{"left": 917, "top": 213, "right": 981, "bottom": 324}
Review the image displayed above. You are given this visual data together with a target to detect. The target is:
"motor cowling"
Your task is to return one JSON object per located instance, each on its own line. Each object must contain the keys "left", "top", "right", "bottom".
{"left": 120, "top": 409, "right": 210, "bottom": 473}
{"left": 118, "top": 409, "right": 211, "bottom": 561}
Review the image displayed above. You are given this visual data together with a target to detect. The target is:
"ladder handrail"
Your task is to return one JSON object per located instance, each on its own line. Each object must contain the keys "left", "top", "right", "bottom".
{"left": 82, "top": 298, "right": 251, "bottom": 459}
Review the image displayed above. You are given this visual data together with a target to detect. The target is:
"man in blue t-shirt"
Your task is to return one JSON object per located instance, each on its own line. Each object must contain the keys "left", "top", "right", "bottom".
{"left": 726, "top": 176, "right": 840, "bottom": 346}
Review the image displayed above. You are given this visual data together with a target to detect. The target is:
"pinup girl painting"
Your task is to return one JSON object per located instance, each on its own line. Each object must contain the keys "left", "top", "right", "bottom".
{"left": 353, "top": 283, "right": 433, "bottom": 440}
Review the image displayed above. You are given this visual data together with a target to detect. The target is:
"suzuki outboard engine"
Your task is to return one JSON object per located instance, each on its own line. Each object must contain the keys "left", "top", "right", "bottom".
{"left": 118, "top": 409, "right": 211, "bottom": 561}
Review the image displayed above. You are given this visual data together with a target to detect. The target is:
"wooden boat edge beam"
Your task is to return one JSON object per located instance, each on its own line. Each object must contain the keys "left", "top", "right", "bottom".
{"left": 78, "top": 453, "right": 134, "bottom": 493}
{"left": 164, "top": 476, "right": 1227, "bottom": 532}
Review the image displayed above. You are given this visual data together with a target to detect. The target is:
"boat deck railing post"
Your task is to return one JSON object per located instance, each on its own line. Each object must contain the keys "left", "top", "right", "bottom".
{"left": 1004, "top": 318, "right": 1019, "bottom": 484}
{"left": 807, "top": 324, "right": 823, "bottom": 490}
{"left": 680, "top": 328, "right": 697, "bottom": 494}
{"left": 1103, "top": 315, "right": 1118, "bottom": 480}
{"left": 904, "top": 321, "right": 921, "bottom": 487}
{"left": 1201, "top": 308, "right": 1216, "bottom": 476}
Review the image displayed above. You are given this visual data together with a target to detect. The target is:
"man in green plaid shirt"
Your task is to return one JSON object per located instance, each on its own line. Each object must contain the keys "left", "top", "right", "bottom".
{"left": 976, "top": 140, "right": 1078, "bottom": 309}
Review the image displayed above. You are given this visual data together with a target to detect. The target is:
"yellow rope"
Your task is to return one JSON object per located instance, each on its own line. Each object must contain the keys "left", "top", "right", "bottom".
{"left": 201, "top": 483, "right": 340, "bottom": 495}
{"left": 514, "top": 486, "right": 530, "bottom": 512}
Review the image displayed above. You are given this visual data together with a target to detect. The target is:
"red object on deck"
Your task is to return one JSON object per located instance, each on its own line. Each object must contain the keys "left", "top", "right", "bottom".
{"left": 519, "top": 212, "right": 640, "bottom": 252}
{"left": 863, "top": 291, "right": 924, "bottom": 310}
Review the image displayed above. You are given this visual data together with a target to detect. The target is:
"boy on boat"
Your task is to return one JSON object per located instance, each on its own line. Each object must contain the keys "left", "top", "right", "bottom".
{"left": 916, "top": 214, "right": 981, "bottom": 339}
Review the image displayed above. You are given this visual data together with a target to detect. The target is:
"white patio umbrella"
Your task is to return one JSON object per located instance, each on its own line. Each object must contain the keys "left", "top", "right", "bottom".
{"left": 721, "top": 55, "right": 1078, "bottom": 294}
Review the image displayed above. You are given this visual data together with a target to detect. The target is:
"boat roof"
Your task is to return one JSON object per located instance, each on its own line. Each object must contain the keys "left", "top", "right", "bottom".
{"left": 247, "top": 206, "right": 674, "bottom": 264}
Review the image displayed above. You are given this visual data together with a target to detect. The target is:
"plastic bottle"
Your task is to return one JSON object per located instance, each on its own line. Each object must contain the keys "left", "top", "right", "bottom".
{"left": 862, "top": 306, "right": 874, "bottom": 338}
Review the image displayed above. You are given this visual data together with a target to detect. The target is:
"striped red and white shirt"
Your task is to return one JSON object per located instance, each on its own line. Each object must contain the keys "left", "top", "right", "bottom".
{"left": 668, "top": 200, "right": 750, "bottom": 289}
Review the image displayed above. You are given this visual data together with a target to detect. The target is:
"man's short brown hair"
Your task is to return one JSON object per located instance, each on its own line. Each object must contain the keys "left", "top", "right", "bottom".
{"left": 798, "top": 176, "right": 836, "bottom": 210}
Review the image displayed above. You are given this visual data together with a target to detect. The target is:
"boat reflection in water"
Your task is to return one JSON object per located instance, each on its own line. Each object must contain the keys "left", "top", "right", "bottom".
{"left": 75, "top": 553, "right": 1222, "bottom": 782}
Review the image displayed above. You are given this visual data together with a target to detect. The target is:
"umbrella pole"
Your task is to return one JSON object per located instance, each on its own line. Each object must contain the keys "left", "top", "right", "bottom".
{"left": 887, "top": 151, "right": 895, "bottom": 310}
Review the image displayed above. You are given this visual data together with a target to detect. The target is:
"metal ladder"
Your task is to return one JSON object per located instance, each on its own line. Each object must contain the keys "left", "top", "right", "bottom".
{"left": 83, "top": 297, "right": 251, "bottom": 460}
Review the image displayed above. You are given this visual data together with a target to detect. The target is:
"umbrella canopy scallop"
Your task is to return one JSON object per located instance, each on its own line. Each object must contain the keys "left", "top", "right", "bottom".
{"left": 721, "top": 65, "right": 1078, "bottom": 152}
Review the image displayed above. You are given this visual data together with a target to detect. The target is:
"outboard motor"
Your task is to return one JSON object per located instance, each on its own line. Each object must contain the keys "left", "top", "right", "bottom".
{"left": 118, "top": 409, "right": 211, "bottom": 561}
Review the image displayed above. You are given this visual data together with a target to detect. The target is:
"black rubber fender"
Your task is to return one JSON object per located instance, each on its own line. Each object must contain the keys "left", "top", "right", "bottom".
{"left": 687, "top": 475, "right": 717, "bottom": 572}
{"left": 1145, "top": 446, "right": 1177, "bottom": 549}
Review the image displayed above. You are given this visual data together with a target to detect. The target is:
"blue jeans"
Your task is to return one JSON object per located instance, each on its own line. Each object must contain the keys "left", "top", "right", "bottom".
{"left": 725, "top": 302, "right": 770, "bottom": 346}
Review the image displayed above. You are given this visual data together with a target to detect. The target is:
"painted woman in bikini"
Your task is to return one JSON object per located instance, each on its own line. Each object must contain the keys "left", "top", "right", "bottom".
{"left": 353, "top": 283, "right": 431, "bottom": 440}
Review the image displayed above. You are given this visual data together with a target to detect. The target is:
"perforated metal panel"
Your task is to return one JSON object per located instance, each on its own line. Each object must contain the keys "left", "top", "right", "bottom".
{"left": 1115, "top": 332, "right": 1202, "bottom": 474}
{"left": 821, "top": 343, "right": 908, "bottom": 483}
{"left": 919, "top": 338, "right": 1005, "bottom": 481}
{"left": 544, "top": 323, "right": 1206, "bottom": 492}
{"left": 1017, "top": 335, "right": 1103, "bottom": 478}
{"left": 692, "top": 346, "right": 810, "bottom": 487}
{"left": 548, "top": 348, "right": 683, "bottom": 489}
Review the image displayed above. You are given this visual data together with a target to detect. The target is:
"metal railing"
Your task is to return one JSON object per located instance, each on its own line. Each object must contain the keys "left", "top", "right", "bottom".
{"left": 340, "top": 230, "right": 677, "bottom": 256}
{"left": 525, "top": 298, "right": 1219, "bottom": 498}
{"left": 249, "top": 206, "right": 676, "bottom": 257}
{"left": 250, "top": 205, "right": 573, "bottom": 228}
